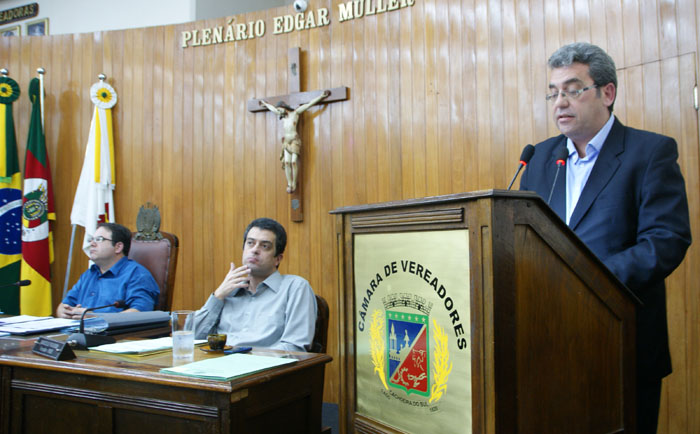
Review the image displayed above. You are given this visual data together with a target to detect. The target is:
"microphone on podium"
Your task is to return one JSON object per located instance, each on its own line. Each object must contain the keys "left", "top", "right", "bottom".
{"left": 507, "top": 144, "right": 535, "bottom": 190}
{"left": 0, "top": 280, "right": 32, "bottom": 290}
{"left": 67, "top": 299, "right": 126, "bottom": 350}
{"left": 547, "top": 146, "right": 569, "bottom": 205}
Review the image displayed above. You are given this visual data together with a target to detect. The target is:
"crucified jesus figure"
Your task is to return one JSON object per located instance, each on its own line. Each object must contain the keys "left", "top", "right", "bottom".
{"left": 259, "top": 90, "right": 330, "bottom": 193}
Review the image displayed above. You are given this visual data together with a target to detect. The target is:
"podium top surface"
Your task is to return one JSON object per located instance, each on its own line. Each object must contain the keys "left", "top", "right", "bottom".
{"left": 330, "top": 189, "right": 542, "bottom": 215}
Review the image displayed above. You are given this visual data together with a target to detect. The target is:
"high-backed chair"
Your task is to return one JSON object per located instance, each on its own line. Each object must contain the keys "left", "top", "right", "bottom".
{"left": 311, "top": 294, "right": 329, "bottom": 353}
{"left": 128, "top": 231, "right": 179, "bottom": 312}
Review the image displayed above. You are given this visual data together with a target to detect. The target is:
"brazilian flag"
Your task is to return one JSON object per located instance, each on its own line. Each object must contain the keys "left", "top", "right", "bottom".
{"left": 0, "top": 76, "right": 22, "bottom": 314}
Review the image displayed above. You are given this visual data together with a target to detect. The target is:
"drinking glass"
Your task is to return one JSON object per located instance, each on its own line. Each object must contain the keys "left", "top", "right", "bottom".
{"left": 171, "top": 310, "right": 194, "bottom": 361}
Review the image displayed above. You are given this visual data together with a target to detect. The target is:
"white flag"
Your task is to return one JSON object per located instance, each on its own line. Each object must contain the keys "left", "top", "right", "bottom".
{"left": 70, "top": 81, "right": 117, "bottom": 256}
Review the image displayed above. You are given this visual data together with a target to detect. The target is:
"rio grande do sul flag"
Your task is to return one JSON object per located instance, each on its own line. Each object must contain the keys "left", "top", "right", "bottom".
{"left": 0, "top": 75, "right": 22, "bottom": 314}
{"left": 70, "top": 80, "right": 117, "bottom": 256}
{"left": 20, "top": 77, "right": 55, "bottom": 316}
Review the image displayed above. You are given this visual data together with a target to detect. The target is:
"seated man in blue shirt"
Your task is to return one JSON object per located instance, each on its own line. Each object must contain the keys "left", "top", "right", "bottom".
{"left": 191, "top": 218, "right": 317, "bottom": 352}
{"left": 56, "top": 222, "right": 160, "bottom": 319}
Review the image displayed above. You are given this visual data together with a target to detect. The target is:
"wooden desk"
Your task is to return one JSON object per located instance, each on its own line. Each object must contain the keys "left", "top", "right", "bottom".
{"left": 0, "top": 337, "right": 331, "bottom": 434}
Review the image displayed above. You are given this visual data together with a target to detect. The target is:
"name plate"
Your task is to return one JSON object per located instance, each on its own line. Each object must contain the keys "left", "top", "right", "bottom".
{"left": 32, "top": 337, "right": 76, "bottom": 361}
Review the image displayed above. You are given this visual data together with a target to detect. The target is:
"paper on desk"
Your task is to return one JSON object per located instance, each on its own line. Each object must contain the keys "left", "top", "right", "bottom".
{"left": 159, "top": 353, "right": 297, "bottom": 381}
{"left": 0, "top": 315, "right": 52, "bottom": 325}
{"left": 89, "top": 337, "right": 207, "bottom": 354}
{"left": 0, "top": 317, "right": 78, "bottom": 334}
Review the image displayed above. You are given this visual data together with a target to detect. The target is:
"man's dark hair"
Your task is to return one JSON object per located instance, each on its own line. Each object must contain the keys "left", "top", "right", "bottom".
{"left": 243, "top": 218, "right": 287, "bottom": 256}
{"left": 97, "top": 222, "right": 132, "bottom": 256}
{"left": 548, "top": 42, "right": 617, "bottom": 112}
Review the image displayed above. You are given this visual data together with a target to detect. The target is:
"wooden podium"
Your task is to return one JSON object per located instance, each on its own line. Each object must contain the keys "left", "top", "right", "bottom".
{"left": 331, "top": 190, "right": 637, "bottom": 434}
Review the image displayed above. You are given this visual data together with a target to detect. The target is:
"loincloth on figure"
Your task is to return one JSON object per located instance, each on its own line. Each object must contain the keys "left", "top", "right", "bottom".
{"left": 280, "top": 138, "right": 301, "bottom": 168}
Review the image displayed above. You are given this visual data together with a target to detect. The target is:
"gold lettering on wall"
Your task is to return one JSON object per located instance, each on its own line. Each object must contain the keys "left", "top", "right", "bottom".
{"left": 180, "top": 1, "right": 412, "bottom": 48}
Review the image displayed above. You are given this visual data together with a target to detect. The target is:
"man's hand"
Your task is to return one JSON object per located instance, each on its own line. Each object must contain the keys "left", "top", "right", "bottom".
{"left": 213, "top": 262, "right": 251, "bottom": 300}
{"left": 56, "top": 303, "right": 87, "bottom": 319}
{"left": 322, "top": 90, "right": 330, "bottom": 98}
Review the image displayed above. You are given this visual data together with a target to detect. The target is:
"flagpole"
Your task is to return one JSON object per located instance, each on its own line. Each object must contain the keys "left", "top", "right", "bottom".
{"left": 62, "top": 225, "right": 78, "bottom": 299}
{"left": 37, "top": 68, "right": 45, "bottom": 129}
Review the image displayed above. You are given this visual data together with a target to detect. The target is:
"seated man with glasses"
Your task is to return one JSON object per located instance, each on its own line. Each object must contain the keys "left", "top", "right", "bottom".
{"left": 56, "top": 222, "right": 160, "bottom": 319}
{"left": 521, "top": 42, "right": 691, "bottom": 434}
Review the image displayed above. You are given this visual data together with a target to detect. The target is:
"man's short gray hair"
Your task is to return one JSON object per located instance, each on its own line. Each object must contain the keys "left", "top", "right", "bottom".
{"left": 548, "top": 42, "right": 617, "bottom": 112}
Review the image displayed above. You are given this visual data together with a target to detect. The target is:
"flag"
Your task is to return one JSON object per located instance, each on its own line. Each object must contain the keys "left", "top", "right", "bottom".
{"left": 20, "top": 77, "right": 55, "bottom": 316}
{"left": 0, "top": 76, "right": 22, "bottom": 314}
{"left": 70, "top": 80, "right": 117, "bottom": 256}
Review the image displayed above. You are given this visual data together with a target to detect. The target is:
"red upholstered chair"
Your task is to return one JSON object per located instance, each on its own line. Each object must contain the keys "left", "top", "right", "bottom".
{"left": 127, "top": 231, "right": 179, "bottom": 312}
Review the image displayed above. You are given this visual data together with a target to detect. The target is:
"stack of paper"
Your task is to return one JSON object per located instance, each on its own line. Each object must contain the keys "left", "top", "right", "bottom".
{"left": 0, "top": 316, "right": 79, "bottom": 335}
{"left": 89, "top": 337, "right": 207, "bottom": 356}
{"left": 159, "top": 353, "right": 297, "bottom": 381}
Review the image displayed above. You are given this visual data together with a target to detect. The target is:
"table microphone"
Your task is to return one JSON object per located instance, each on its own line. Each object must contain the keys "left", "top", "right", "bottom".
{"left": 67, "top": 299, "right": 126, "bottom": 350}
{"left": 507, "top": 144, "right": 535, "bottom": 190}
{"left": 547, "top": 146, "right": 569, "bottom": 205}
{"left": 0, "top": 280, "right": 31, "bottom": 290}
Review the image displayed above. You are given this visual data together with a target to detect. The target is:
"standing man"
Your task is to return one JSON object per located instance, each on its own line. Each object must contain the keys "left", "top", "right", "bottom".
{"left": 520, "top": 42, "right": 691, "bottom": 433}
{"left": 56, "top": 222, "right": 159, "bottom": 319}
{"left": 191, "top": 218, "right": 317, "bottom": 352}
{"left": 259, "top": 91, "right": 330, "bottom": 193}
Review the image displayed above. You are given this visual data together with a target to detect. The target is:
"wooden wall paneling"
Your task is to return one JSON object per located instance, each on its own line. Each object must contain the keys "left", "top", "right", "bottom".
{"left": 515, "top": 0, "right": 533, "bottom": 157}
{"left": 433, "top": 0, "right": 450, "bottom": 195}
{"left": 444, "top": 0, "right": 463, "bottom": 194}
{"left": 603, "top": 0, "right": 624, "bottom": 66}
{"left": 387, "top": 8, "right": 403, "bottom": 200}
{"left": 211, "top": 24, "right": 225, "bottom": 293}
{"left": 180, "top": 29, "right": 195, "bottom": 309}
{"left": 132, "top": 29, "right": 146, "bottom": 224}
{"left": 489, "top": 0, "right": 506, "bottom": 190}
{"left": 621, "top": 0, "right": 642, "bottom": 66}
{"left": 642, "top": 61, "right": 662, "bottom": 134}
{"left": 399, "top": 4, "right": 415, "bottom": 198}
{"left": 557, "top": 0, "right": 574, "bottom": 44}
{"left": 364, "top": 13, "right": 380, "bottom": 204}
{"left": 677, "top": 53, "right": 700, "bottom": 434}
{"left": 677, "top": 0, "right": 697, "bottom": 54}
{"left": 658, "top": 0, "right": 679, "bottom": 57}
{"left": 474, "top": 0, "right": 490, "bottom": 190}
{"left": 502, "top": 0, "right": 519, "bottom": 186}
{"left": 659, "top": 55, "right": 686, "bottom": 434}
{"left": 460, "top": 0, "right": 478, "bottom": 192}
{"left": 353, "top": 12, "right": 369, "bottom": 204}
{"left": 373, "top": 10, "right": 392, "bottom": 202}
{"left": 411, "top": 1, "right": 428, "bottom": 198}
{"left": 192, "top": 38, "right": 206, "bottom": 300}
{"left": 573, "top": 0, "right": 590, "bottom": 41}
{"left": 529, "top": 0, "right": 548, "bottom": 143}
{"left": 640, "top": 0, "right": 660, "bottom": 63}
{"left": 153, "top": 27, "right": 166, "bottom": 215}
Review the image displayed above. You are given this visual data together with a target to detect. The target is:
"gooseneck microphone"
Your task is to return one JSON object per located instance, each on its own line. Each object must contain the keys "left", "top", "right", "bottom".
{"left": 67, "top": 300, "right": 126, "bottom": 350}
{"left": 0, "top": 280, "right": 32, "bottom": 290}
{"left": 507, "top": 144, "right": 535, "bottom": 190}
{"left": 547, "top": 146, "right": 569, "bottom": 205}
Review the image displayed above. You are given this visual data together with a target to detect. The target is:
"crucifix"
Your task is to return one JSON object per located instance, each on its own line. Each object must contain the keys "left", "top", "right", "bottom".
{"left": 248, "top": 47, "right": 347, "bottom": 222}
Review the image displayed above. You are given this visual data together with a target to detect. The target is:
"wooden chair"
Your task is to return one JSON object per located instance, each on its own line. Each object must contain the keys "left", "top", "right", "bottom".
{"left": 128, "top": 231, "right": 179, "bottom": 311}
{"left": 311, "top": 294, "right": 329, "bottom": 353}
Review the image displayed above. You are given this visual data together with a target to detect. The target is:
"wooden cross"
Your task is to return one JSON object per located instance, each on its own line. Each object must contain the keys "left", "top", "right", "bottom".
{"left": 248, "top": 47, "right": 347, "bottom": 222}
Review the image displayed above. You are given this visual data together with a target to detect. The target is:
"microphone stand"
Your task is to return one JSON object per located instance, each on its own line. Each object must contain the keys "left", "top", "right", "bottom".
{"left": 66, "top": 301, "right": 124, "bottom": 350}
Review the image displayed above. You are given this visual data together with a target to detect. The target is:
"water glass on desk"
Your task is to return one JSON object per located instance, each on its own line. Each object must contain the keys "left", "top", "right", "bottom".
{"left": 171, "top": 310, "right": 194, "bottom": 361}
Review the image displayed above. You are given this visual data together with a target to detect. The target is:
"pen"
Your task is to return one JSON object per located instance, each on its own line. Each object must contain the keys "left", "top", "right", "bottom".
{"left": 223, "top": 346, "right": 252, "bottom": 355}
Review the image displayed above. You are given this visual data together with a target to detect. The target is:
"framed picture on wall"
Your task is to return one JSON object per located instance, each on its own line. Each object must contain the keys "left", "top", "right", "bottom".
{"left": 0, "top": 25, "right": 21, "bottom": 36}
{"left": 25, "top": 18, "right": 48, "bottom": 36}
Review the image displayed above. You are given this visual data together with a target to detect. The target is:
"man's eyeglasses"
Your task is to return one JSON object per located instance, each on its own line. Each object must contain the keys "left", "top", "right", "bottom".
{"left": 87, "top": 235, "right": 112, "bottom": 243}
{"left": 545, "top": 85, "right": 597, "bottom": 101}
